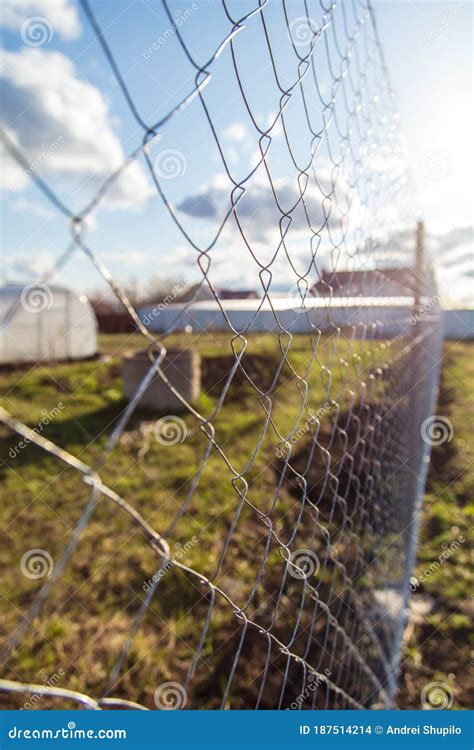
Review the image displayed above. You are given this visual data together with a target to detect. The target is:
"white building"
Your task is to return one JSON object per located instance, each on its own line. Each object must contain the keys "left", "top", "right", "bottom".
{"left": 442, "top": 308, "right": 474, "bottom": 340}
{"left": 140, "top": 297, "right": 474, "bottom": 342}
{"left": 0, "top": 284, "right": 97, "bottom": 364}
{"left": 140, "top": 296, "right": 418, "bottom": 338}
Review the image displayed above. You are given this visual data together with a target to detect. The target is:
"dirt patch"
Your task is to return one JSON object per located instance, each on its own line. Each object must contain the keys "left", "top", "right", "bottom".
{"left": 201, "top": 353, "right": 290, "bottom": 401}
{"left": 202, "top": 398, "right": 410, "bottom": 709}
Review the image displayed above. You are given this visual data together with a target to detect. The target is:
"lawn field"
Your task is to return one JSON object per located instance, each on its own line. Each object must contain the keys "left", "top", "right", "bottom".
{"left": 0, "top": 332, "right": 471, "bottom": 709}
{"left": 397, "top": 341, "right": 473, "bottom": 708}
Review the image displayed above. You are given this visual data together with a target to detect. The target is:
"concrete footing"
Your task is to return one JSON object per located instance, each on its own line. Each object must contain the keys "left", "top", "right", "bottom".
{"left": 122, "top": 348, "right": 201, "bottom": 412}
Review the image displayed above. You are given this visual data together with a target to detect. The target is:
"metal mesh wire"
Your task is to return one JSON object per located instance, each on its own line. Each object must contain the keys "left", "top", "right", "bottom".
{"left": 0, "top": 0, "right": 442, "bottom": 710}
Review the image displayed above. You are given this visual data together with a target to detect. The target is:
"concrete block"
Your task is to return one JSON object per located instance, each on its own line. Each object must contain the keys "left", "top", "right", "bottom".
{"left": 123, "top": 348, "right": 201, "bottom": 412}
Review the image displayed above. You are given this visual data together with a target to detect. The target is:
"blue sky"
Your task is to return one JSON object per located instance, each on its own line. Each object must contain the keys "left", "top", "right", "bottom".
{"left": 0, "top": 0, "right": 472, "bottom": 303}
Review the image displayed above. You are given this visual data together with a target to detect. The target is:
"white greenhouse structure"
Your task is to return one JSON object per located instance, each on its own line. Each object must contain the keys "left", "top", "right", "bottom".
{"left": 0, "top": 284, "right": 97, "bottom": 365}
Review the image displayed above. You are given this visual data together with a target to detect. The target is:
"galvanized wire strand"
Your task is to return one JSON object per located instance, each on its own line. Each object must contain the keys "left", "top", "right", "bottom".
{"left": 0, "top": 0, "right": 442, "bottom": 711}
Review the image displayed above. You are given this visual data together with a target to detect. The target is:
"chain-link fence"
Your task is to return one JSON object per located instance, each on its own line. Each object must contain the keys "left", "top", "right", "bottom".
{"left": 0, "top": 0, "right": 442, "bottom": 709}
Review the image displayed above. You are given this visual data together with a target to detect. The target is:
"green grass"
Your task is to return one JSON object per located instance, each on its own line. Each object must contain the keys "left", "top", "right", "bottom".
{"left": 1, "top": 332, "right": 468, "bottom": 709}
{"left": 397, "top": 342, "right": 474, "bottom": 708}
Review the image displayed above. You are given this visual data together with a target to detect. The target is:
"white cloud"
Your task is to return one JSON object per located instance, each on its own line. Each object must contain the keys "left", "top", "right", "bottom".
{"left": 177, "top": 167, "right": 356, "bottom": 236}
{"left": 6, "top": 250, "right": 58, "bottom": 279}
{"left": 0, "top": 0, "right": 81, "bottom": 40}
{"left": 429, "top": 226, "right": 474, "bottom": 303}
{"left": 430, "top": 226, "right": 473, "bottom": 258}
{"left": 102, "top": 246, "right": 199, "bottom": 274}
{"left": 222, "top": 122, "right": 248, "bottom": 142}
{"left": 0, "top": 48, "right": 153, "bottom": 208}
{"left": 10, "top": 196, "right": 55, "bottom": 219}
{"left": 0, "top": 130, "right": 29, "bottom": 191}
{"left": 102, "top": 250, "right": 149, "bottom": 267}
